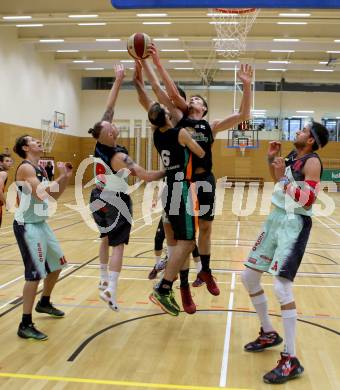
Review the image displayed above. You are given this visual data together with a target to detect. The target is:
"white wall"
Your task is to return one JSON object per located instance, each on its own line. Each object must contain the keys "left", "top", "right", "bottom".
{"left": 0, "top": 27, "right": 81, "bottom": 136}
{"left": 80, "top": 87, "right": 340, "bottom": 137}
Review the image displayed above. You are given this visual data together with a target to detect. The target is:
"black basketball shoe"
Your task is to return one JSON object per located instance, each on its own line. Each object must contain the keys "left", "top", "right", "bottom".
{"left": 263, "top": 353, "right": 304, "bottom": 384}
{"left": 244, "top": 327, "right": 283, "bottom": 352}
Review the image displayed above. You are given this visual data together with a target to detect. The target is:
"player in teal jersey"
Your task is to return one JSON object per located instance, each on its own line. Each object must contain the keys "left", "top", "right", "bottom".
{"left": 241, "top": 122, "right": 329, "bottom": 384}
{"left": 13, "top": 135, "right": 73, "bottom": 341}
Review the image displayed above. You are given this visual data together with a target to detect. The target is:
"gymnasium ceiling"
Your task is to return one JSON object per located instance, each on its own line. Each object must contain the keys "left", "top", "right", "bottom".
{"left": 1, "top": 0, "right": 340, "bottom": 83}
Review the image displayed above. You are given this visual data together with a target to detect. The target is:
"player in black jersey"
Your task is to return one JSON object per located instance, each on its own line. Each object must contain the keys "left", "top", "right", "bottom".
{"left": 134, "top": 61, "right": 206, "bottom": 315}
{"left": 89, "top": 64, "right": 165, "bottom": 312}
{"left": 0, "top": 153, "right": 13, "bottom": 227}
{"left": 145, "top": 44, "right": 253, "bottom": 295}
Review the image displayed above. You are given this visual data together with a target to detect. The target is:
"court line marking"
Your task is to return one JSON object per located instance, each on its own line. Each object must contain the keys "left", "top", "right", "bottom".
{"left": 0, "top": 373, "right": 253, "bottom": 390}
{"left": 235, "top": 221, "right": 240, "bottom": 247}
{"left": 71, "top": 275, "right": 340, "bottom": 289}
{"left": 315, "top": 217, "right": 340, "bottom": 237}
{"left": 0, "top": 275, "right": 24, "bottom": 290}
{"left": 219, "top": 272, "right": 236, "bottom": 387}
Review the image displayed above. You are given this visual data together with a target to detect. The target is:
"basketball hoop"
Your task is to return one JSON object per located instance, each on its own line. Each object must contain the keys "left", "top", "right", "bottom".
{"left": 212, "top": 8, "right": 260, "bottom": 58}
{"left": 239, "top": 142, "right": 247, "bottom": 156}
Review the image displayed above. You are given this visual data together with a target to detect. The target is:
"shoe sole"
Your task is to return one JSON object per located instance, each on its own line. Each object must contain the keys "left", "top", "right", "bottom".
{"left": 148, "top": 294, "right": 179, "bottom": 316}
{"left": 263, "top": 368, "right": 304, "bottom": 384}
{"left": 99, "top": 293, "right": 119, "bottom": 312}
{"left": 35, "top": 309, "right": 64, "bottom": 318}
{"left": 244, "top": 338, "right": 283, "bottom": 353}
{"left": 17, "top": 333, "right": 48, "bottom": 341}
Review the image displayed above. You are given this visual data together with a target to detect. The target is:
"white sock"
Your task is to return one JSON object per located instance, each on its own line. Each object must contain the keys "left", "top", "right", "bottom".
{"left": 195, "top": 260, "right": 202, "bottom": 273}
{"left": 155, "top": 255, "right": 161, "bottom": 265}
{"left": 100, "top": 263, "right": 108, "bottom": 282}
{"left": 108, "top": 271, "right": 120, "bottom": 296}
{"left": 251, "top": 294, "right": 274, "bottom": 333}
{"left": 167, "top": 245, "right": 175, "bottom": 259}
{"left": 282, "top": 309, "right": 297, "bottom": 356}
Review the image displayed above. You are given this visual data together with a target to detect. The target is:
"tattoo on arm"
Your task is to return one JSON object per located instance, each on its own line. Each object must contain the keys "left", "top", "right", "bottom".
{"left": 101, "top": 108, "right": 114, "bottom": 122}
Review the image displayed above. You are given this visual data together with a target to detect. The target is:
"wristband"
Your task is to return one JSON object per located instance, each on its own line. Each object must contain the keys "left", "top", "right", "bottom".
{"left": 279, "top": 176, "right": 290, "bottom": 190}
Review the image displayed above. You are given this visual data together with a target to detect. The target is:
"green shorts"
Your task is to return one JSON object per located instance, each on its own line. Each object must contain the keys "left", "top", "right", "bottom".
{"left": 245, "top": 207, "right": 312, "bottom": 281}
{"left": 13, "top": 220, "right": 67, "bottom": 281}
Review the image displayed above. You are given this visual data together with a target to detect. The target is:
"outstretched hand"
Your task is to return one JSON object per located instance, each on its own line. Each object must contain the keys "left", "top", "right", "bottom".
{"left": 147, "top": 43, "right": 161, "bottom": 66}
{"left": 237, "top": 64, "right": 253, "bottom": 85}
{"left": 114, "top": 63, "right": 125, "bottom": 81}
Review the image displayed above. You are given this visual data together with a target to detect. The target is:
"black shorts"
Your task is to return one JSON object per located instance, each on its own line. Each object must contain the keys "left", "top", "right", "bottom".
{"left": 90, "top": 188, "right": 132, "bottom": 246}
{"left": 192, "top": 171, "right": 216, "bottom": 221}
{"left": 163, "top": 180, "right": 197, "bottom": 241}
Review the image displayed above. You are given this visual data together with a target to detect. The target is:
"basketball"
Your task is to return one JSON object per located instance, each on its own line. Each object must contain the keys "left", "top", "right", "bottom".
{"left": 127, "top": 32, "right": 152, "bottom": 60}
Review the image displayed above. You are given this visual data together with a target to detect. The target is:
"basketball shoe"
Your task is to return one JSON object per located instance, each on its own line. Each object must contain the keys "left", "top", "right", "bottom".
{"left": 263, "top": 353, "right": 304, "bottom": 384}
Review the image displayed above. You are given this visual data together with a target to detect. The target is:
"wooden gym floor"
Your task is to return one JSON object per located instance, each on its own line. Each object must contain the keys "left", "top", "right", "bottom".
{"left": 0, "top": 186, "right": 339, "bottom": 390}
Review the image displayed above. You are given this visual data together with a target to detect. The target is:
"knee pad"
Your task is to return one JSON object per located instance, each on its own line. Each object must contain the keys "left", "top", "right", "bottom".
{"left": 274, "top": 277, "right": 294, "bottom": 305}
{"left": 241, "top": 267, "right": 262, "bottom": 295}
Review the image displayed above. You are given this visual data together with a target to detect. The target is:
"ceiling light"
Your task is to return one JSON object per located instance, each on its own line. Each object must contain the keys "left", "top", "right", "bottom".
{"left": 120, "top": 60, "right": 134, "bottom": 63}
{"left": 271, "top": 50, "right": 295, "bottom": 53}
{"left": 39, "top": 39, "right": 64, "bottom": 43}
{"left": 169, "top": 60, "right": 191, "bottom": 63}
{"left": 335, "top": 40, "right": 340, "bottom": 43}
{"left": 57, "top": 50, "right": 80, "bottom": 53}
{"left": 2, "top": 15, "right": 32, "bottom": 20}
{"left": 327, "top": 51, "right": 340, "bottom": 53}
{"left": 16, "top": 24, "right": 43, "bottom": 27}
{"left": 107, "top": 49, "right": 127, "bottom": 52}
{"left": 78, "top": 23, "right": 106, "bottom": 26}
{"left": 319, "top": 61, "right": 328, "bottom": 64}
{"left": 313, "top": 69, "right": 334, "bottom": 72}
{"left": 85, "top": 67, "right": 104, "bottom": 70}
{"left": 154, "top": 38, "right": 179, "bottom": 41}
{"left": 161, "top": 49, "right": 185, "bottom": 52}
{"left": 279, "top": 13, "right": 311, "bottom": 17}
{"left": 143, "top": 22, "right": 172, "bottom": 25}
{"left": 218, "top": 60, "right": 240, "bottom": 63}
{"left": 219, "top": 68, "right": 238, "bottom": 70}
{"left": 268, "top": 60, "right": 290, "bottom": 64}
{"left": 174, "top": 67, "right": 194, "bottom": 70}
{"left": 73, "top": 60, "right": 94, "bottom": 63}
{"left": 96, "top": 38, "right": 120, "bottom": 42}
{"left": 273, "top": 38, "right": 300, "bottom": 42}
{"left": 277, "top": 22, "right": 307, "bottom": 25}
{"left": 69, "top": 14, "right": 98, "bottom": 18}
{"left": 209, "top": 21, "right": 239, "bottom": 25}
{"left": 136, "top": 13, "right": 168, "bottom": 17}
{"left": 296, "top": 110, "right": 314, "bottom": 113}
{"left": 216, "top": 49, "right": 239, "bottom": 52}
{"left": 266, "top": 68, "right": 287, "bottom": 71}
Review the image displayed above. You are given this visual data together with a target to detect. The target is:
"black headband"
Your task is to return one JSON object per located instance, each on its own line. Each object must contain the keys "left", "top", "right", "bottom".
{"left": 310, "top": 126, "right": 322, "bottom": 149}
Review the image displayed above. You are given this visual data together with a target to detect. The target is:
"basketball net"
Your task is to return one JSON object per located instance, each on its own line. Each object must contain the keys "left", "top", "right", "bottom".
{"left": 239, "top": 142, "right": 246, "bottom": 156}
{"left": 41, "top": 119, "right": 58, "bottom": 153}
{"left": 212, "top": 8, "right": 260, "bottom": 58}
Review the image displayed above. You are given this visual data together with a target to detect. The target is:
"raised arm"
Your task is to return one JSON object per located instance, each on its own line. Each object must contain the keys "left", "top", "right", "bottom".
{"left": 0, "top": 171, "right": 8, "bottom": 205}
{"left": 178, "top": 128, "right": 205, "bottom": 158}
{"left": 141, "top": 58, "right": 182, "bottom": 124}
{"left": 112, "top": 153, "right": 165, "bottom": 182}
{"left": 211, "top": 64, "right": 252, "bottom": 136}
{"left": 267, "top": 141, "right": 282, "bottom": 182}
{"left": 133, "top": 60, "right": 154, "bottom": 111}
{"left": 148, "top": 43, "right": 188, "bottom": 114}
{"left": 101, "top": 64, "right": 125, "bottom": 122}
{"left": 16, "top": 163, "right": 73, "bottom": 201}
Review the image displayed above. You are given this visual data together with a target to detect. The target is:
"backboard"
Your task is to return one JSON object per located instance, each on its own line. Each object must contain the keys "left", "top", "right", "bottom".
{"left": 112, "top": 0, "right": 340, "bottom": 9}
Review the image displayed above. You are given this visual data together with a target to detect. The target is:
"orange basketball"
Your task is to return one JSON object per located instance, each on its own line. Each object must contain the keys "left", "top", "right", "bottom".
{"left": 127, "top": 32, "right": 152, "bottom": 60}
